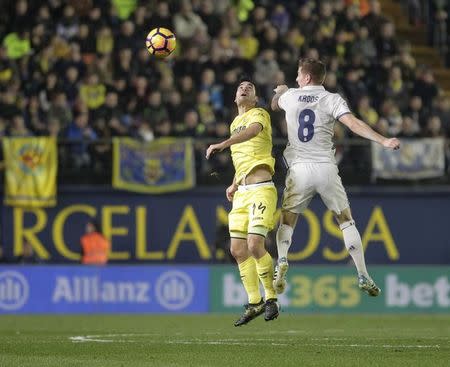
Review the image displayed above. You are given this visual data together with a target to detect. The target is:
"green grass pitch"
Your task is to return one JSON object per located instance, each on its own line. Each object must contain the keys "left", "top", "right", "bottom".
{"left": 0, "top": 314, "right": 449, "bottom": 366}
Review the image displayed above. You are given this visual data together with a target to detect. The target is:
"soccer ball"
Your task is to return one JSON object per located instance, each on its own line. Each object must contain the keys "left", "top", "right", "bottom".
{"left": 145, "top": 27, "right": 176, "bottom": 57}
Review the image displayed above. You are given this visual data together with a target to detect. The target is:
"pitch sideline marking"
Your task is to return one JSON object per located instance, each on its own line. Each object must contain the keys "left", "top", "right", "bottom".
{"left": 68, "top": 334, "right": 442, "bottom": 348}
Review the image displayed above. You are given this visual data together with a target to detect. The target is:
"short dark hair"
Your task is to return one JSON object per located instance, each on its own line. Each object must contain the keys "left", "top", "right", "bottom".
{"left": 298, "top": 58, "right": 327, "bottom": 84}
{"left": 238, "top": 75, "right": 257, "bottom": 94}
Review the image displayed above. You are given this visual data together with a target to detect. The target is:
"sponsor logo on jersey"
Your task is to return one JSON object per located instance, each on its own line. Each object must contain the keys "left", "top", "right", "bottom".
{"left": 231, "top": 125, "right": 247, "bottom": 135}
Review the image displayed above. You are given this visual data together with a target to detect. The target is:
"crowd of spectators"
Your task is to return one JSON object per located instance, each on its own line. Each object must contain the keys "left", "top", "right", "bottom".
{"left": 402, "top": 0, "right": 449, "bottom": 66}
{"left": 0, "top": 0, "right": 449, "bottom": 183}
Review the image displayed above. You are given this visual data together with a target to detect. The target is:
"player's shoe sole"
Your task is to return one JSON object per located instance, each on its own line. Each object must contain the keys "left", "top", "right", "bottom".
{"left": 358, "top": 275, "right": 381, "bottom": 297}
{"left": 273, "top": 257, "right": 289, "bottom": 294}
{"left": 264, "top": 298, "right": 280, "bottom": 321}
{"left": 234, "top": 299, "right": 265, "bottom": 327}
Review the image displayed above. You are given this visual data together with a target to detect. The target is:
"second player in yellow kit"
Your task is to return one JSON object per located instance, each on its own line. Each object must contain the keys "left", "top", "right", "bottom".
{"left": 206, "top": 79, "right": 279, "bottom": 326}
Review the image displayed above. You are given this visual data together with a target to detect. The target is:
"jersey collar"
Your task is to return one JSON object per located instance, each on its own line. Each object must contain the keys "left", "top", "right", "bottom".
{"left": 301, "top": 85, "right": 325, "bottom": 91}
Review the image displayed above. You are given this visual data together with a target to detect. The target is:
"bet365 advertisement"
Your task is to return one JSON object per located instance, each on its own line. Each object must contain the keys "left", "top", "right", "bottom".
{"left": 0, "top": 265, "right": 448, "bottom": 314}
{"left": 210, "top": 266, "right": 450, "bottom": 313}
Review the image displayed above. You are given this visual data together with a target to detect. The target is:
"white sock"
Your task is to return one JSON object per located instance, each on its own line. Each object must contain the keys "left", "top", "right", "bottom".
{"left": 276, "top": 224, "right": 293, "bottom": 260}
{"left": 340, "top": 220, "right": 369, "bottom": 278}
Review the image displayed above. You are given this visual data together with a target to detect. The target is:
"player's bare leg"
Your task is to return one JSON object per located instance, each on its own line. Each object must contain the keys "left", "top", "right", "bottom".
{"left": 335, "top": 208, "right": 381, "bottom": 297}
{"left": 273, "top": 210, "right": 298, "bottom": 294}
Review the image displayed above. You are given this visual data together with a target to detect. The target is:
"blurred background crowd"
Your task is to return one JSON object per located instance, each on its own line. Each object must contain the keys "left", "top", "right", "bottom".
{"left": 0, "top": 0, "right": 449, "bottom": 184}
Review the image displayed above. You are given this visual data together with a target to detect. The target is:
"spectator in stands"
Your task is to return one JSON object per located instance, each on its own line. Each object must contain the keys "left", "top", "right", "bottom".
{"left": 166, "top": 90, "right": 186, "bottom": 126}
{"left": 237, "top": 25, "right": 259, "bottom": 61}
{"left": 351, "top": 26, "right": 377, "bottom": 64}
{"left": 135, "top": 120, "right": 155, "bottom": 142}
{"left": 25, "top": 95, "right": 47, "bottom": 135}
{"left": 250, "top": 6, "right": 271, "bottom": 42}
{"left": 48, "top": 92, "right": 73, "bottom": 130}
{"left": 342, "top": 67, "right": 368, "bottom": 110}
{"left": 142, "top": 90, "right": 168, "bottom": 126}
{"left": 376, "top": 21, "right": 399, "bottom": 58}
{"left": 179, "top": 75, "right": 197, "bottom": 107}
{"left": 198, "top": 0, "right": 222, "bottom": 38}
{"left": 200, "top": 68, "right": 223, "bottom": 111}
{"left": 362, "top": 0, "right": 388, "bottom": 36}
{"left": 423, "top": 115, "right": 445, "bottom": 138}
{"left": 397, "top": 42, "right": 417, "bottom": 85}
{"left": 433, "top": 96, "right": 450, "bottom": 136}
{"left": 8, "top": 115, "right": 33, "bottom": 137}
{"left": 375, "top": 117, "right": 390, "bottom": 136}
{"left": 180, "top": 109, "right": 204, "bottom": 138}
{"left": 174, "top": 45, "right": 203, "bottom": 80}
{"left": 403, "top": 96, "right": 427, "bottom": 129}
{"left": 196, "top": 91, "right": 216, "bottom": 126}
{"left": 63, "top": 66, "right": 80, "bottom": 105}
{"left": 80, "top": 219, "right": 109, "bottom": 265}
{"left": 253, "top": 49, "right": 280, "bottom": 99}
{"left": 271, "top": 4, "right": 290, "bottom": 35}
{"left": 357, "top": 95, "right": 379, "bottom": 127}
{"left": 154, "top": 118, "right": 173, "bottom": 138}
{"left": 174, "top": 0, "right": 207, "bottom": 43}
{"left": 384, "top": 66, "right": 409, "bottom": 110}
{"left": 411, "top": 68, "right": 439, "bottom": 113}
{"left": 149, "top": 1, "right": 173, "bottom": 31}
{"left": 380, "top": 99, "right": 403, "bottom": 136}
{"left": 79, "top": 73, "right": 106, "bottom": 112}
{"left": 398, "top": 116, "right": 420, "bottom": 138}
{"left": 323, "top": 69, "right": 337, "bottom": 92}
{"left": 115, "top": 21, "right": 137, "bottom": 51}
{"left": 47, "top": 118, "right": 62, "bottom": 137}
{"left": 65, "top": 111, "right": 97, "bottom": 168}
{"left": 96, "top": 26, "right": 114, "bottom": 57}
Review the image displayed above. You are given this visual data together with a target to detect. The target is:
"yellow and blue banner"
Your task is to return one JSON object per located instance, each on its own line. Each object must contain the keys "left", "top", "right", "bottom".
{"left": 3, "top": 137, "right": 57, "bottom": 207}
{"left": 113, "top": 138, "right": 195, "bottom": 194}
{"left": 371, "top": 138, "right": 445, "bottom": 179}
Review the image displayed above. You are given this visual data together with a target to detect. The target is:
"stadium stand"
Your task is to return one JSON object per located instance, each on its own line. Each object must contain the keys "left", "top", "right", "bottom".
{"left": 0, "top": 0, "right": 448, "bottom": 185}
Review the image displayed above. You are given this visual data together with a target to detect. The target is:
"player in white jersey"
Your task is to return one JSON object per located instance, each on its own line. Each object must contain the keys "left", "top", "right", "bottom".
{"left": 271, "top": 58, "right": 400, "bottom": 296}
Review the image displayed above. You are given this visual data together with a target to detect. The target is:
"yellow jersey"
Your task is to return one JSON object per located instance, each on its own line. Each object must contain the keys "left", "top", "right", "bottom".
{"left": 230, "top": 107, "right": 275, "bottom": 183}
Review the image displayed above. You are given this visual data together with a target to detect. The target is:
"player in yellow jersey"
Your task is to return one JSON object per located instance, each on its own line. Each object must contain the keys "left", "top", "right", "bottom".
{"left": 206, "top": 79, "right": 279, "bottom": 326}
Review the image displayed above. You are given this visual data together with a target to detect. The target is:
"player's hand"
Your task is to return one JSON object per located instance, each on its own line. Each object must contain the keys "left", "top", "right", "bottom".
{"left": 383, "top": 138, "right": 400, "bottom": 150}
{"left": 206, "top": 143, "right": 225, "bottom": 159}
{"left": 226, "top": 183, "right": 238, "bottom": 202}
{"left": 273, "top": 85, "right": 288, "bottom": 94}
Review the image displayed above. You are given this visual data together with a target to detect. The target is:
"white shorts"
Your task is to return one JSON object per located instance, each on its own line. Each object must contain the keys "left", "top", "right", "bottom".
{"left": 282, "top": 162, "right": 349, "bottom": 214}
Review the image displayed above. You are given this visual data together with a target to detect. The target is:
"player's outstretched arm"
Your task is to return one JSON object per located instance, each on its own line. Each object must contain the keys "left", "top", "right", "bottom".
{"left": 271, "top": 85, "right": 289, "bottom": 111}
{"left": 339, "top": 113, "right": 400, "bottom": 150}
{"left": 205, "top": 122, "right": 263, "bottom": 159}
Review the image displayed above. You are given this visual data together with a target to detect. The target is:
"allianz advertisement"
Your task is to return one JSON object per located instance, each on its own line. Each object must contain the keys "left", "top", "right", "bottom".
{"left": 1, "top": 189, "right": 450, "bottom": 264}
{"left": 0, "top": 266, "right": 208, "bottom": 314}
{"left": 0, "top": 266, "right": 448, "bottom": 314}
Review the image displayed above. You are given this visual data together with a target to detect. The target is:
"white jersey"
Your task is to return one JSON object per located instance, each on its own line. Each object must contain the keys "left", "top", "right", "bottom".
{"left": 278, "top": 85, "right": 351, "bottom": 165}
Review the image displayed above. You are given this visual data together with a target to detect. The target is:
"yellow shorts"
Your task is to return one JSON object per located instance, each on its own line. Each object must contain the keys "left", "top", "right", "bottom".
{"left": 229, "top": 182, "right": 277, "bottom": 238}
